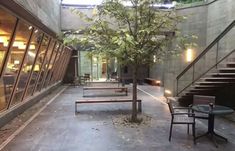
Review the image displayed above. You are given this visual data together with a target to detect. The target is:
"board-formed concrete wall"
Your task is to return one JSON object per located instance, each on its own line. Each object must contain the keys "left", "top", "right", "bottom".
{"left": 14, "top": 0, "right": 61, "bottom": 34}
{"left": 153, "top": 0, "right": 235, "bottom": 95}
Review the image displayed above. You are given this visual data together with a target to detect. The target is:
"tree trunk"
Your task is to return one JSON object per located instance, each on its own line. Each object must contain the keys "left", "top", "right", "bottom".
{"left": 131, "top": 65, "right": 138, "bottom": 121}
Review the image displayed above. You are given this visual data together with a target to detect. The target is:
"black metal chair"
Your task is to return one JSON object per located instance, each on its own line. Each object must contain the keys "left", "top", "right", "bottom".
{"left": 167, "top": 98, "right": 196, "bottom": 143}
{"left": 190, "top": 95, "right": 215, "bottom": 119}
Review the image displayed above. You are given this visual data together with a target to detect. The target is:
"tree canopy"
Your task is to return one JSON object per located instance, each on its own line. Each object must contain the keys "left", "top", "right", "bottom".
{"left": 63, "top": 0, "right": 196, "bottom": 121}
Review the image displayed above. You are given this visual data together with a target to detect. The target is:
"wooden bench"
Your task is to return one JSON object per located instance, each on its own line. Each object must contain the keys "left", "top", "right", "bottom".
{"left": 83, "top": 87, "right": 128, "bottom": 97}
{"left": 75, "top": 99, "right": 142, "bottom": 113}
{"left": 144, "top": 78, "right": 161, "bottom": 86}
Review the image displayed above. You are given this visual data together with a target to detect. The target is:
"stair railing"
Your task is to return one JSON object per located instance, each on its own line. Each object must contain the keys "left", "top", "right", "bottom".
{"left": 176, "top": 20, "right": 235, "bottom": 96}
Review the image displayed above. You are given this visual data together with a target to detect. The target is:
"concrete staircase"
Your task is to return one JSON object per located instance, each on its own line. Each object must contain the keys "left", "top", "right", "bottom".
{"left": 178, "top": 62, "right": 235, "bottom": 106}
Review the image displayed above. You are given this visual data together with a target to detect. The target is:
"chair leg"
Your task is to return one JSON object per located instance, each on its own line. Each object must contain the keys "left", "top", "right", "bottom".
{"left": 192, "top": 123, "right": 196, "bottom": 144}
{"left": 169, "top": 123, "right": 173, "bottom": 141}
{"left": 187, "top": 124, "right": 189, "bottom": 134}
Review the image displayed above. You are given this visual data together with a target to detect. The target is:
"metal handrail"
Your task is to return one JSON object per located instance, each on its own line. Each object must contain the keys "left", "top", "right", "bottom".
{"left": 176, "top": 20, "right": 235, "bottom": 96}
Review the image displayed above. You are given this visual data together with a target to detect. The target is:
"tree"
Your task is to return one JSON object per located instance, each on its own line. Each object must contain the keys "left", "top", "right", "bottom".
{"left": 64, "top": 0, "right": 189, "bottom": 122}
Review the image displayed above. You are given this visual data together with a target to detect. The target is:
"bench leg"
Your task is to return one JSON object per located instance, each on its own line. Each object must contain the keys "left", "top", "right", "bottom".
{"left": 138, "top": 101, "right": 142, "bottom": 112}
{"left": 126, "top": 90, "right": 128, "bottom": 96}
{"left": 75, "top": 103, "right": 77, "bottom": 113}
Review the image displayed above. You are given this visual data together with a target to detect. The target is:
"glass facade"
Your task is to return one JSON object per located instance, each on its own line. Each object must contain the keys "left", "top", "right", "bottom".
{"left": 0, "top": 6, "right": 71, "bottom": 113}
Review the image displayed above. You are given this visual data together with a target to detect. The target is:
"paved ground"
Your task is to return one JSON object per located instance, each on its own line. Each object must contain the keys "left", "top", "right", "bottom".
{"left": 1, "top": 83, "right": 235, "bottom": 151}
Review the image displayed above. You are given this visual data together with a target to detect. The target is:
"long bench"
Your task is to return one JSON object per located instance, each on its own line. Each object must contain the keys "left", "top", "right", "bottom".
{"left": 83, "top": 87, "right": 128, "bottom": 97}
{"left": 144, "top": 78, "right": 161, "bottom": 86}
{"left": 75, "top": 99, "right": 142, "bottom": 113}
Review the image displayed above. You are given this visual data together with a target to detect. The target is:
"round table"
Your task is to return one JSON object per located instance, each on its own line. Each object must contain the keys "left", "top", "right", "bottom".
{"left": 192, "top": 104, "right": 234, "bottom": 147}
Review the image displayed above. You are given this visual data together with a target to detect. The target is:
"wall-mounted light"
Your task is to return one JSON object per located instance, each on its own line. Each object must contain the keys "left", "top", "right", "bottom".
{"left": 164, "top": 89, "right": 172, "bottom": 98}
{"left": 186, "top": 48, "right": 193, "bottom": 62}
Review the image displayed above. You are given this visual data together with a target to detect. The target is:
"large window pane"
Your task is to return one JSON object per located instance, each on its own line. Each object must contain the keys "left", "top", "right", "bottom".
{"left": 35, "top": 39, "right": 55, "bottom": 92}
{"left": 48, "top": 44, "right": 63, "bottom": 86}
{"left": 42, "top": 42, "right": 60, "bottom": 89}
{"left": 0, "top": 8, "right": 17, "bottom": 111}
{"left": 52, "top": 46, "right": 65, "bottom": 84}
{"left": 25, "top": 35, "right": 49, "bottom": 97}
{"left": 2, "top": 20, "right": 33, "bottom": 107}
{"left": 0, "top": 8, "right": 17, "bottom": 71}
{"left": 58, "top": 49, "right": 70, "bottom": 81}
{"left": 12, "top": 29, "right": 43, "bottom": 104}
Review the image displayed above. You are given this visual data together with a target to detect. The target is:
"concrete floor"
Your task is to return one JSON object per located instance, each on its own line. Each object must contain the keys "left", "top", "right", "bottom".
{"left": 1, "top": 84, "right": 235, "bottom": 151}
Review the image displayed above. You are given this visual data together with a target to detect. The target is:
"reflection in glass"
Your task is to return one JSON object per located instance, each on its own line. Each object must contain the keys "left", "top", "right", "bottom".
{"left": 48, "top": 45, "right": 63, "bottom": 86}
{"left": 0, "top": 8, "right": 17, "bottom": 111}
{"left": 54, "top": 47, "right": 66, "bottom": 82}
{"left": 42, "top": 42, "right": 60, "bottom": 89}
{"left": 12, "top": 29, "right": 43, "bottom": 104}
{"left": 25, "top": 35, "right": 49, "bottom": 97}
{"left": 2, "top": 20, "right": 33, "bottom": 107}
{"left": 35, "top": 40, "right": 55, "bottom": 92}
{"left": 59, "top": 49, "right": 70, "bottom": 81}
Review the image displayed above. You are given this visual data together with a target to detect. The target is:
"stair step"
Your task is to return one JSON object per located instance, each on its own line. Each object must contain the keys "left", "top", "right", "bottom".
{"left": 195, "top": 81, "right": 233, "bottom": 85}
{"left": 219, "top": 68, "right": 235, "bottom": 73}
{"left": 185, "top": 91, "right": 216, "bottom": 95}
{"left": 227, "top": 62, "right": 235, "bottom": 67}
{"left": 209, "top": 73, "right": 235, "bottom": 76}
{"left": 192, "top": 85, "right": 222, "bottom": 88}
{"left": 201, "top": 77, "right": 235, "bottom": 81}
{"left": 190, "top": 88, "right": 215, "bottom": 92}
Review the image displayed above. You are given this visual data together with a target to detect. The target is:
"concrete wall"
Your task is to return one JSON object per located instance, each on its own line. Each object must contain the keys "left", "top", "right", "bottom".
{"left": 61, "top": 6, "right": 94, "bottom": 31}
{"left": 149, "top": 0, "right": 235, "bottom": 95}
{"left": 14, "top": 0, "right": 61, "bottom": 34}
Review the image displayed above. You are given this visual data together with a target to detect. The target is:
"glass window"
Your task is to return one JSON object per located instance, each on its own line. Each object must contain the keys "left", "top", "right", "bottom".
{"left": 35, "top": 39, "right": 55, "bottom": 92}
{"left": 42, "top": 42, "right": 60, "bottom": 89}
{"left": 48, "top": 44, "right": 63, "bottom": 85}
{"left": 2, "top": 20, "right": 33, "bottom": 107}
{"left": 0, "top": 8, "right": 17, "bottom": 111}
{"left": 59, "top": 49, "right": 71, "bottom": 81}
{"left": 11, "top": 29, "right": 43, "bottom": 104}
{"left": 52, "top": 46, "right": 66, "bottom": 83}
{"left": 0, "top": 8, "right": 17, "bottom": 72}
{"left": 25, "top": 35, "right": 50, "bottom": 97}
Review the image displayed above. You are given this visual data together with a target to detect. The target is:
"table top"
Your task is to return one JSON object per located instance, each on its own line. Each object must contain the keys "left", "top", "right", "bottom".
{"left": 192, "top": 104, "right": 234, "bottom": 115}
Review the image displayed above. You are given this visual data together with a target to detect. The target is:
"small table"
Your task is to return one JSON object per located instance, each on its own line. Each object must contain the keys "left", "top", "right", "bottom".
{"left": 192, "top": 104, "right": 234, "bottom": 147}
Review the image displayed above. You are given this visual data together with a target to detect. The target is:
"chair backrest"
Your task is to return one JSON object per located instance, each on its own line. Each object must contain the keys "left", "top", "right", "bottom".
{"left": 193, "top": 95, "right": 215, "bottom": 105}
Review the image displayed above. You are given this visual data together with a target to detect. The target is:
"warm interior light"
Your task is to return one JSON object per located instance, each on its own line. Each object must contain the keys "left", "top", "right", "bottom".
{"left": 28, "top": 26, "right": 32, "bottom": 30}
{"left": 186, "top": 48, "right": 193, "bottom": 62}
{"left": 34, "top": 64, "right": 40, "bottom": 71}
{"left": 34, "top": 29, "right": 38, "bottom": 33}
{"left": 14, "top": 60, "right": 20, "bottom": 65}
{"left": 153, "top": 55, "right": 157, "bottom": 63}
{"left": 29, "top": 44, "right": 35, "bottom": 49}
{"left": 165, "top": 89, "right": 172, "bottom": 95}
{"left": 13, "top": 41, "right": 26, "bottom": 49}
{"left": 28, "top": 51, "right": 36, "bottom": 57}
{"left": 0, "top": 36, "right": 9, "bottom": 47}
{"left": 155, "top": 80, "right": 161, "bottom": 84}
